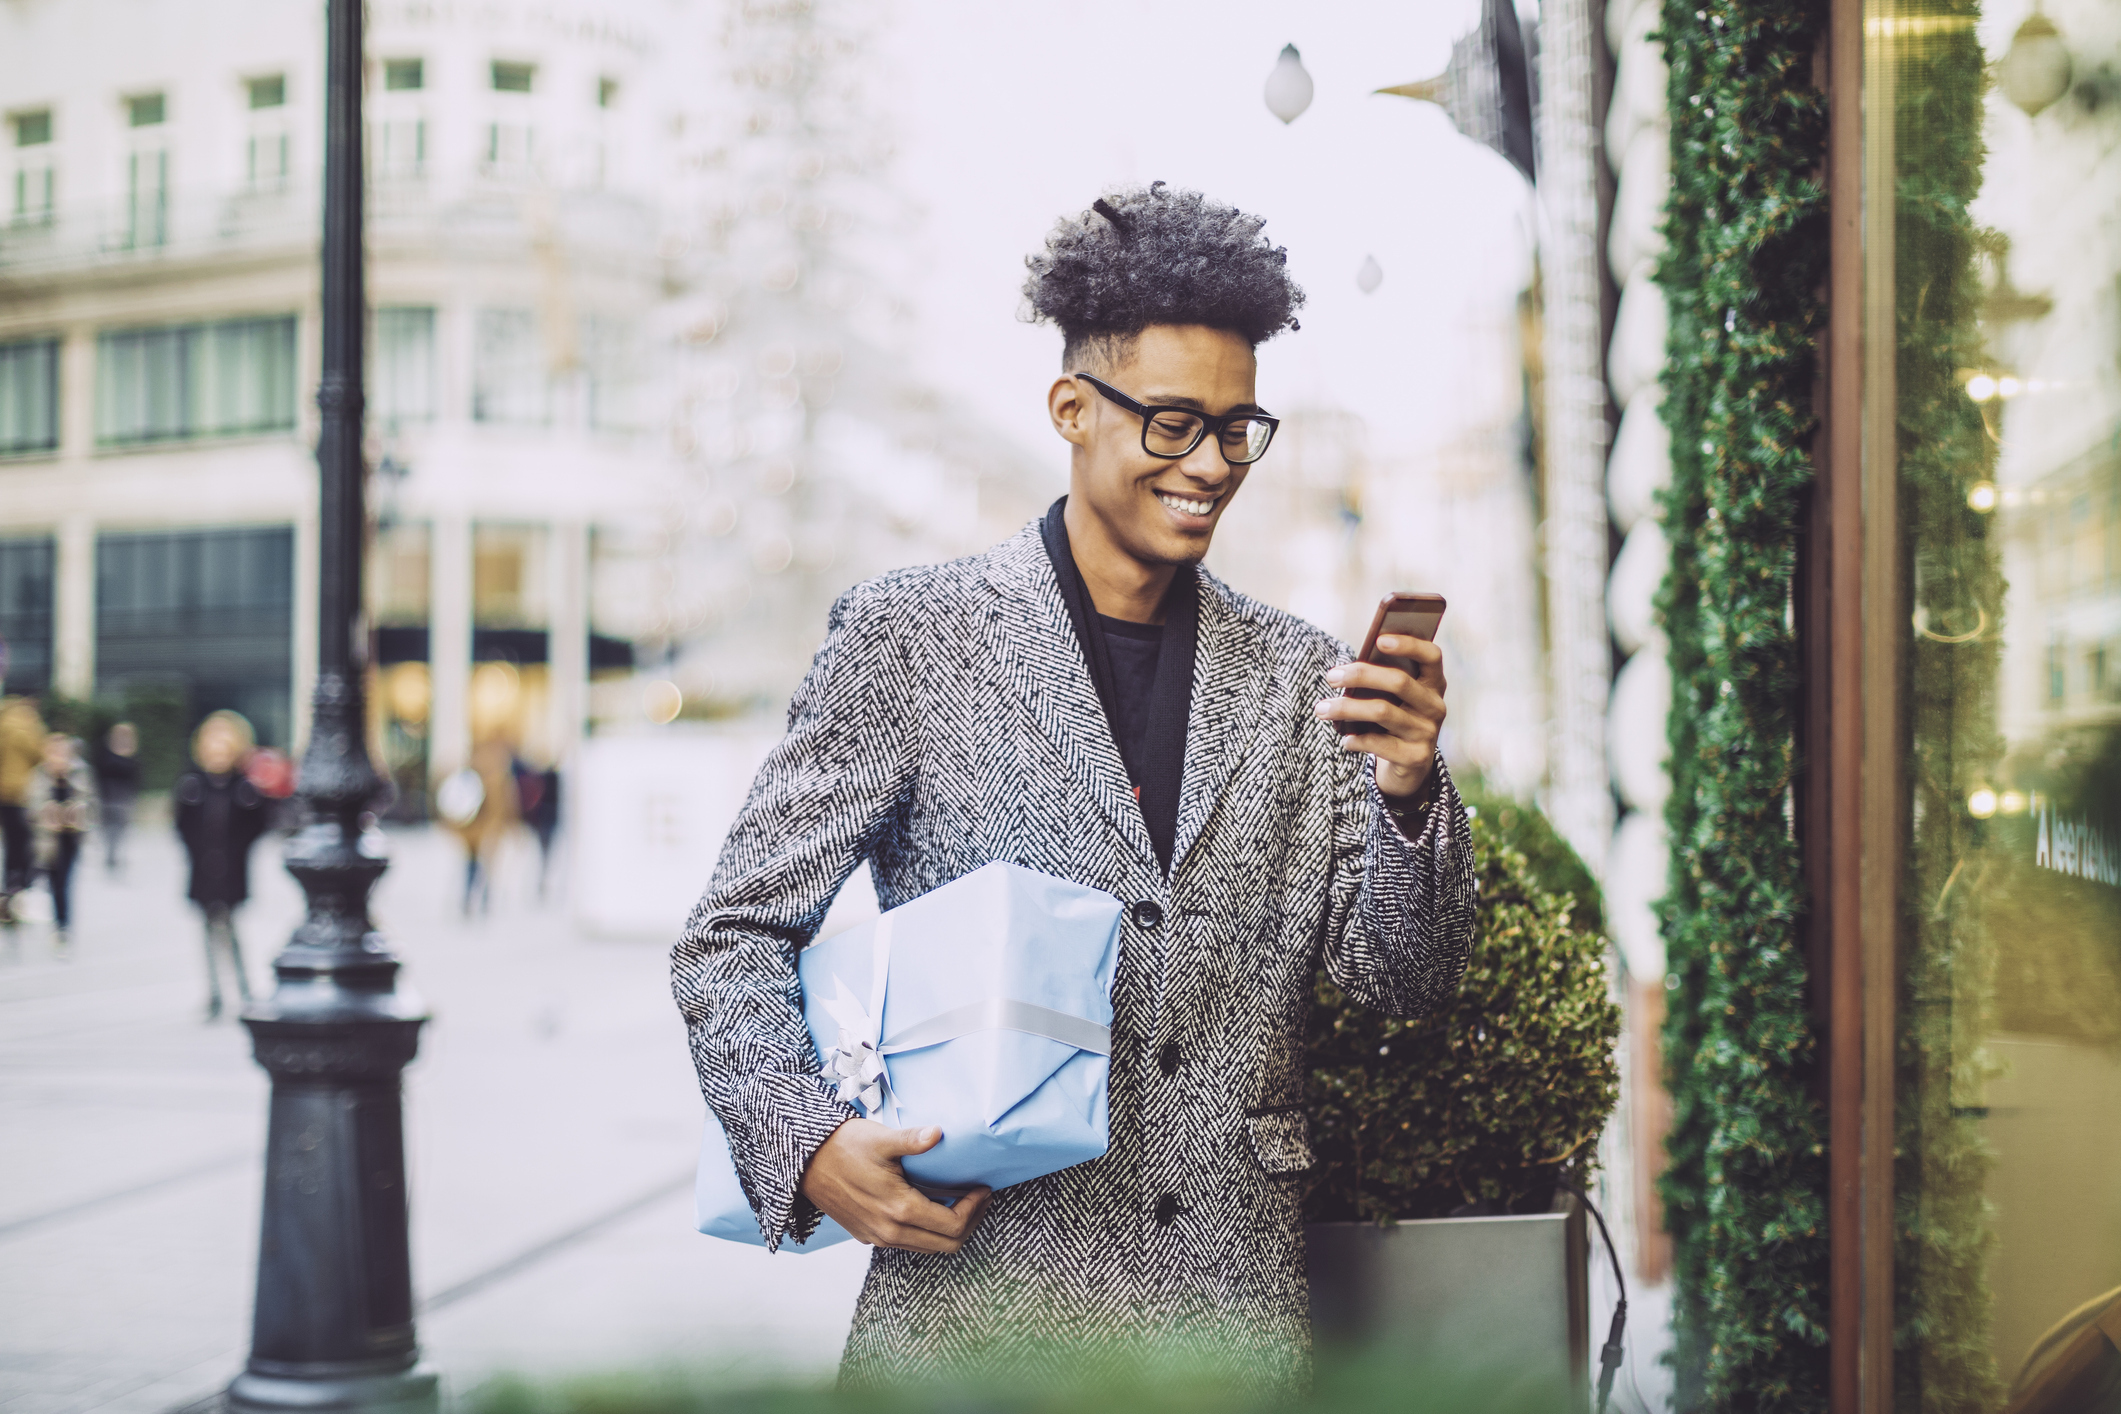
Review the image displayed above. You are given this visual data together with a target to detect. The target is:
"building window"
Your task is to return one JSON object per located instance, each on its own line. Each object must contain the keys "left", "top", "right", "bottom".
{"left": 95, "top": 526, "right": 294, "bottom": 747}
{"left": 9, "top": 109, "right": 54, "bottom": 226}
{"left": 580, "top": 316, "right": 637, "bottom": 432}
{"left": 486, "top": 122, "right": 533, "bottom": 174}
{"left": 0, "top": 338, "right": 59, "bottom": 456}
{"left": 486, "top": 61, "right": 534, "bottom": 177}
{"left": 472, "top": 309, "right": 546, "bottom": 425}
{"left": 0, "top": 536, "right": 56, "bottom": 696}
{"left": 375, "top": 117, "right": 425, "bottom": 179}
{"left": 375, "top": 59, "right": 426, "bottom": 180}
{"left": 94, "top": 316, "right": 298, "bottom": 446}
{"left": 371, "top": 306, "right": 436, "bottom": 428}
{"left": 245, "top": 74, "right": 289, "bottom": 192}
{"left": 124, "top": 92, "right": 167, "bottom": 249}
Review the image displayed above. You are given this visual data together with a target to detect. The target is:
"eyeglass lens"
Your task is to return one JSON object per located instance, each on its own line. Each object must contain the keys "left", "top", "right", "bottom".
{"left": 1143, "top": 411, "right": 1275, "bottom": 463}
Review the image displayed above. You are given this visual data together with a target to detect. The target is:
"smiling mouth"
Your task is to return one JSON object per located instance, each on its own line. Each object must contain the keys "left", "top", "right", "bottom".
{"left": 1156, "top": 490, "right": 1218, "bottom": 518}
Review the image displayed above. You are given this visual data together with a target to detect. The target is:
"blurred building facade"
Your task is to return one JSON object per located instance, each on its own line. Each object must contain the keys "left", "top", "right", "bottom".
{"left": 0, "top": 0, "right": 675, "bottom": 801}
{"left": 0, "top": 0, "right": 1049, "bottom": 805}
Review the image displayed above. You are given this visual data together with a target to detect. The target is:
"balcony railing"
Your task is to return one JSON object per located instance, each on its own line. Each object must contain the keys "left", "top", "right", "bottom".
{"left": 0, "top": 176, "right": 666, "bottom": 280}
{"left": 0, "top": 186, "right": 316, "bottom": 277}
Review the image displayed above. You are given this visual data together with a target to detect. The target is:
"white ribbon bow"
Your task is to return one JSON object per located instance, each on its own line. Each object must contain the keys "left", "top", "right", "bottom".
{"left": 819, "top": 978, "right": 888, "bottom": 1115}
{"left": 816, "top": 913, "right": 897, "bottom": 1120}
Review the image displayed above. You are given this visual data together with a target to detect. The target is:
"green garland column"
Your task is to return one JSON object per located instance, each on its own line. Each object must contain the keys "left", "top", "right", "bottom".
{"left": 1653, "top": 0, "right": 1831, "bottom": 1406}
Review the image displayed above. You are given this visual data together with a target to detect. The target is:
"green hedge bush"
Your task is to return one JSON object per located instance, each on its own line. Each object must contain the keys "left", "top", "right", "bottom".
{"left": 1303, "top": 788, "right": 1621, "bottom": 1223}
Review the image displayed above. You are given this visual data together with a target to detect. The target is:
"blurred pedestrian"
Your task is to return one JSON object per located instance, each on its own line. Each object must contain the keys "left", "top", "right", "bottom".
{"left": 437, "top": 739, "right": 518, "bottom": 915}
{"left": 174, "top": 711, "right": 272, "bottom": 1020}
{"left": 515, "top": 758, "right": 561, "bottom": 900}
{"left": 0, "top": 694, "right": 48, "bottom": 925}
{"left": 94, "top": 722, "right": 141, "bottom": 873}
{"left": 26, "top": 732, "right": 95, "bottom": 949}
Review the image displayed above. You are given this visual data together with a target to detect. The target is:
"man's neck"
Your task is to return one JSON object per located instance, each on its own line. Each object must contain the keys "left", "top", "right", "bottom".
{"left": 1062, "top": 495, "right": 1180, "bottom": 625}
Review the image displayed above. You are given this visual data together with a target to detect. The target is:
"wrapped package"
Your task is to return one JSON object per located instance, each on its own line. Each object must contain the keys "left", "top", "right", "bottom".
{"left": 696, "top": 860, "right": 1124, "bottom": 1250}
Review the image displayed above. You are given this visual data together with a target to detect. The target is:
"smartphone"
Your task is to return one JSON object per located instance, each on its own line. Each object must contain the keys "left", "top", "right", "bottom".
{"left": 1341, "top": 592, "right": 1447, "bottom": 734}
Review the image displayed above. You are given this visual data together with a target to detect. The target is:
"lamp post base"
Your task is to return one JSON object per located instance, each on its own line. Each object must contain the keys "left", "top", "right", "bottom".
{"left": 228, "top": 1366, "right": 438, "bottom": 1414}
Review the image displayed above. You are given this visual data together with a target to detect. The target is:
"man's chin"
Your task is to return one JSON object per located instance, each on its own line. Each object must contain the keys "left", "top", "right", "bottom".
{"left": 1132, "top": 528, "right": 1213, "bottom": 568}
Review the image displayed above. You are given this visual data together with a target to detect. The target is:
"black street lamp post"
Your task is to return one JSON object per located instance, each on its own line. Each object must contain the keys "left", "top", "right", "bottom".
{"left": 227, "top": 0, "right": 435, "bottom": 1410}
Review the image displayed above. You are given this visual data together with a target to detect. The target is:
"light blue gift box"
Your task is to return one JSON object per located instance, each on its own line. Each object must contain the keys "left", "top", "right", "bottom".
{"left": 696, "top": 860, "right": 1124, "bottom": 1251}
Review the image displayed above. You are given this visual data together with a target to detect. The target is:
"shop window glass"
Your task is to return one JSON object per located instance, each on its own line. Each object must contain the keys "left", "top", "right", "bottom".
{"left": 1882, "top": 0, "right": 2121, "bottom": 1405}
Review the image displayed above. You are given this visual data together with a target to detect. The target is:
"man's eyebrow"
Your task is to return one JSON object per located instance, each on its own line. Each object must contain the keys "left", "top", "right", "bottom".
{"left": 1139, "top": 392, "right": 1266, "bottom": 414}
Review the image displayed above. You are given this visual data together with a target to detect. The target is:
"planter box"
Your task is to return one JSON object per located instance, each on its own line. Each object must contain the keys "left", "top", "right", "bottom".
{"left": 1307, "top": 1200, "right": 1588, "bottom": 1399}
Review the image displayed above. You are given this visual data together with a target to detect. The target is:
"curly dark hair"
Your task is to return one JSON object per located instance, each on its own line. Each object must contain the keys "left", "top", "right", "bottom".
{"left": 1021, "top": 182, "right": 1306, "bottom": 369}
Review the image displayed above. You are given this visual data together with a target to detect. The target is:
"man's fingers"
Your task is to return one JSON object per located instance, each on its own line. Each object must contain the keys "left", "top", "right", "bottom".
{"left": 1327, "top": 661, "right": 1417, "bottom": 699}
{"left": 876, "top": 1223, "right": 965, "bottom": 1254}
{"left": 888, "top": 1184, "right": 991, "bottom": 1237}
{"left": 872, "top": 1124, "right": 945, "bottom": 1158}
{"left": 1376, "top": 634, "right": 1443, "bottom": 665}
{"left": 872, "top": 1187, "right": 993, "bottom": 1253}
{"left": 940, "top": 1186, "right": 993, "bottom": 1238}
{"left": 1316, "top": 689, "right": 1445, "bottom": 734}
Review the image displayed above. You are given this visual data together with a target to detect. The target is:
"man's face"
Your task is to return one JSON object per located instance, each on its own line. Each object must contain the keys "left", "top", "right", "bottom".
{"left": 1053, "top": 324, "right": 1262, "bottom": 568}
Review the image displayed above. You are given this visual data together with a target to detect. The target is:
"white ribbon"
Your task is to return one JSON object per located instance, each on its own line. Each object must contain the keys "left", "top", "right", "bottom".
{"left": 818, "top": 913, "right": 898, "bottom": 1121}
{"left": 814, "top": 909, "right": 1113, "bottom": 1118}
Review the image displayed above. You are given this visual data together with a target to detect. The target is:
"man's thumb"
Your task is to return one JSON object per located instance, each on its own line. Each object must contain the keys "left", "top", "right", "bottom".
{"left": 879, "top": 1124, "right": 943, "bottom": 1157}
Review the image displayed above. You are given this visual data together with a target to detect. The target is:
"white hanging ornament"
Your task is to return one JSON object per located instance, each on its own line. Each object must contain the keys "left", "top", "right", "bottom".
{"left": 1264, "top": 44, "right": 1314, "bottom": 124}
{"left": 1356, "top": 255, "right": 1384, "bottom": 294}
{"left": 1998, "top": 9, "right": 2071, "bottom": 117}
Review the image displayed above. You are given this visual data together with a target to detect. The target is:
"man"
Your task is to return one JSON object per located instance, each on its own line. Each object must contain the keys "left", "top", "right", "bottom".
{"left": 672, "top": 184, "right": 1476, "bottom": 1392}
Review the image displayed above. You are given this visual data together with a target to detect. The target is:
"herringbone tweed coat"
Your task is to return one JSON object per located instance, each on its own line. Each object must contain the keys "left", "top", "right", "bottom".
{"left": 672, "top": 519, "right": 1477, "bottom": 1392}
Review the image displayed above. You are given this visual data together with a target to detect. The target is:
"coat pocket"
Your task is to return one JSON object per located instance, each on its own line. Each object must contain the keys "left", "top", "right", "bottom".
{"left": 1243, "top": 1104, "right": 1314, "bottom": 1177}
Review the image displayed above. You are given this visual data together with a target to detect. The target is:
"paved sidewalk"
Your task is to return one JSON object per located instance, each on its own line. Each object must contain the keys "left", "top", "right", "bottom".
{"left": 0, "top": 824, "right": 872, "bottom": 1414}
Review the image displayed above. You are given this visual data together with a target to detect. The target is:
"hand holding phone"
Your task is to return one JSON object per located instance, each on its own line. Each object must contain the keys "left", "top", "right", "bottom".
{"left": 1339, "top": 592, "right": 1447, "bottom": 735}
{"left": 1316, "top": 592, "right": 1450, "bottom": 799}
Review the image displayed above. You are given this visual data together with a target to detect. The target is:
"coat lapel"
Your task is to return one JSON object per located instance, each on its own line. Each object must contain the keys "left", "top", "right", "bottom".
{"left": 982, "top": 528, "right": 1157, "bottom": 867}
{"left": 1170, "top": 572, "right": 1272, "bottom": 877}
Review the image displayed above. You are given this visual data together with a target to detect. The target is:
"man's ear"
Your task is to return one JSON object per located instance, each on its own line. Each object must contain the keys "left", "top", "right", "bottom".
{"left": 1048, "top": 373, "right": 1092, "bottom": 449}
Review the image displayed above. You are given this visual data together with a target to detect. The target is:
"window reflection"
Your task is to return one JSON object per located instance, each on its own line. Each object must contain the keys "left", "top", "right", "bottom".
{"left": 1891, "top": 0, "right": 2121, "bottom": 1404}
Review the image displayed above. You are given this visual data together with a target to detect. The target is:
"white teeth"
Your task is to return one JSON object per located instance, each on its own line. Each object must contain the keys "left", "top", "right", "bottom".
{"left": 1158, "top": 492, "right": 1215, "bottom": 517}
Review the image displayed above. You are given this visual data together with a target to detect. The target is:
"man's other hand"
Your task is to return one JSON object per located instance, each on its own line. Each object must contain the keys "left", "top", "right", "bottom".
{"left": 1315, "top": 635, "right": 1448, "bottom": 799}
{"left": 800, "top": 1118, "right": 992, "bottom": 1253}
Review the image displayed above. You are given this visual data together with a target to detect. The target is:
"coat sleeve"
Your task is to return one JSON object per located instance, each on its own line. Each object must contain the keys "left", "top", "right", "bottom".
{"left": 670, "top": 579, "right": 920, "bottom": 1249}
{"left": 1316, "top": 653, "right": 1479, "bottom": 1021}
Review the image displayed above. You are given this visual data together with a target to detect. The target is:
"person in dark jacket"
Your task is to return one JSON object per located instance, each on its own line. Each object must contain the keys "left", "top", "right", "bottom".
{"left": 515, "top": 758, "right": 561, "bottom": 901}
{"left": 174, "top": 711, "right": 273, "bottom": 1020}
{"left": 94, "top": 722, "right": 141, "bottom": 873}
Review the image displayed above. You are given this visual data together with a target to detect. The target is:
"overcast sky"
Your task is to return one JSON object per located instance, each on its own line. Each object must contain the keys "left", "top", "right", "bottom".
{"left": 874, "top": 0, "right": 1537, "bottom": 475}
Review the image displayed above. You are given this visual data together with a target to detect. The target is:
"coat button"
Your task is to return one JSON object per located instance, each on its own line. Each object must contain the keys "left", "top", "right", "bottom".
{"left": 1131, "top": 900, "right": 1163, "bottom": 928}
{"left": 1158, "top": 1041, "right": 1180, "bottom": 1076}
{"left": 1153, "top": 1193, "right": 1181, "bottom": 1226}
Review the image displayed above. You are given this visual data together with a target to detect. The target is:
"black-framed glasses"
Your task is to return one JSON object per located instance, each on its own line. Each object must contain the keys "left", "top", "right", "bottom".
{"left": 1075, "top": 373, "right": 1280, "bottom": 465}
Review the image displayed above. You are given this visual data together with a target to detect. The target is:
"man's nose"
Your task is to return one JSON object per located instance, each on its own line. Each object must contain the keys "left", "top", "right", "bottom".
{"left": 1175, "top": 432, "right": 1235, "bottom": 482}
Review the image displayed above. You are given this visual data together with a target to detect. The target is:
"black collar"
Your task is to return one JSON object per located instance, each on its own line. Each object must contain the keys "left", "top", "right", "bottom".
{"left": 1039, "top": 497, "right": 1197, "bottom": 874}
